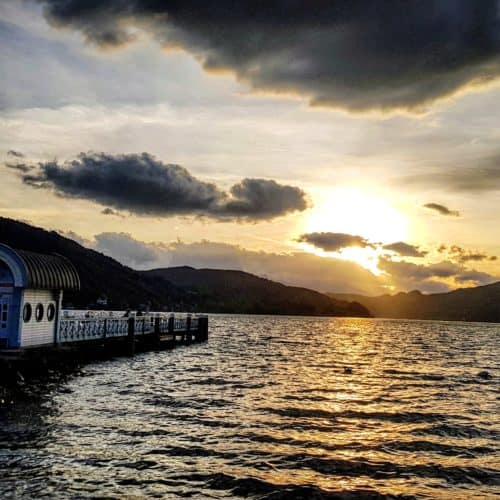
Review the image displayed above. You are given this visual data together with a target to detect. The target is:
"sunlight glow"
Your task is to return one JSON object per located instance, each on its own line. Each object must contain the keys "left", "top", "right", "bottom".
{"left": 303, "top": 188, "right": 409, "bottom": 273}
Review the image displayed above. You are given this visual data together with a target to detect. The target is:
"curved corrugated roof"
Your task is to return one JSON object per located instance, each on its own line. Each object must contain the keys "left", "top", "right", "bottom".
{"left": 16, "top": 250, "right": 80, "bottom": 290}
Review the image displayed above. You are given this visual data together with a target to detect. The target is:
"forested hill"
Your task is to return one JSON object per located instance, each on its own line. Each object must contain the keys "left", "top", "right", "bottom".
{"left": 141, "top": 267, "right": 371, "bottom": 317}
{"left": 329, "top": 284, "right": 500, "bottom": 323}
{"left": 0, "top": 217, "right": 371, "bottom": 317}
{"left": 0, "top": 217, "right": 183, "bottom": 309}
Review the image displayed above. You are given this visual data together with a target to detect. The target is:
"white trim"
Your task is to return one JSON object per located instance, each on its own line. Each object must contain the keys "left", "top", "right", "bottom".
{"left": 0, "top": 245, "right": 27, "bottom": 287}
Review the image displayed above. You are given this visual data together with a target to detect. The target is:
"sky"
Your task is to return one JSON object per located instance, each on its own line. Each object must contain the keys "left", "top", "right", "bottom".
{"left": 1, "top": 0, "right": 500, "bottom": 295}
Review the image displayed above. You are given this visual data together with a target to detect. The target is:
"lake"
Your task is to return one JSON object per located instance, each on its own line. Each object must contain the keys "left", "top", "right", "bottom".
{"left": 0, "top": 315, "right": 499, "bottom": 499}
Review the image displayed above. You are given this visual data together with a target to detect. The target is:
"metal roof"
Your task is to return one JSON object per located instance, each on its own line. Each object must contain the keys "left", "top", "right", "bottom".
{"left": 15, "top": 249, "right": 80, "bottom": 290}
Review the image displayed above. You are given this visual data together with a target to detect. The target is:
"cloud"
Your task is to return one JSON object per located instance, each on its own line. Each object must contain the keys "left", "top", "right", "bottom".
{"left": 167, "top": 242, "right": 382, "bottom": 294}
{"left": 36, "top": 0, "right": 500, "bottom": 112}
{"left": 430, "top": 164, "right": 500, "bottom": 192}
{"left": 58, "top": 229, "right": 92, "bottom": 247}
{"left": 382, "top": 242, "right": 427, "bottom": 258}
{"left": 94, "top": 232, "right": 163, "bottom": 268}
{"left": 83, "top": 232, "right": 384, "bottom": 295}
{"left": 64, "top": 230, "right": 500, "bottom": 295}
{"left": 12, "top": 152, "right": 308, "bottom": 221}
{"left": 7, "top": 150, "right": 24, "bottom": 158}
{"left": 4, "top": 161, "right": 33, "bottom": 173}
{"left": 101, "top": 207, "right": 123, "bottom": 217}
{"left": 378, "top": 256, "right": 498, "bottom": 292}
{"left": 455, "top": 269, "right": 498, "bottom": 284}
{"left": 299, "top": 235, "right": 430, "bottom": 261}
{"left": 219, "top": 179, "right": 308, "bottom": 219}
{"left": 406, "top": 155, "right": 500, "bottom": 193}
{"left": 4, "top": 151, "right": 32, "bottom": 173}
{"left": 298, "top": 232, "right": 374, "bottom": 252}
{"left": 424, "top": 203, "right": 460, "bottom": 216}
{"left": 446, "top": 245, "right": 497, "bottom": 263}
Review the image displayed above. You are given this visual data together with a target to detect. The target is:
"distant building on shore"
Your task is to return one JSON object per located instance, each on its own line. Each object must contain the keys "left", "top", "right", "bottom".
{"left": 96, "top": 294, "right": 108, "bottom": 307}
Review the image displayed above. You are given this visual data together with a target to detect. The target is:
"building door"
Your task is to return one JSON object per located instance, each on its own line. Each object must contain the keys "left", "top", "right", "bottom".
{"left": 0, "top": 294, "right": 11, "bottom": 345}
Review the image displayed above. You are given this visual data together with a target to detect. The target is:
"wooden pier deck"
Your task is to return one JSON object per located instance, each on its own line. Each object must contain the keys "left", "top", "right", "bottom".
{"left": 58, "top": 312, "right": 208, "bottom": 346}
{"left": 0, "top": 312, "right": 208, "bottom": 381}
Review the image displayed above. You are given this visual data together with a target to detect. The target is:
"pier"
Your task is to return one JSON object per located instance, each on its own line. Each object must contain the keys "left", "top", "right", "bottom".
{"left": 0, "top": 312, "right": 209, "bottom": 382}
{"left": 57, "top": 311, "right": 209, "bottom": 352}
{"left": 0, "top": 243, "right": 208, "bottom": 380}
{"left": 59, "top": 312, "right": 208, "bottom": 345}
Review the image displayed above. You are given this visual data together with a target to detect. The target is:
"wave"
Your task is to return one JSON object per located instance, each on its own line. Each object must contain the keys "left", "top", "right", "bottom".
{"left": 172, "top": 472, "right": 417, "bottom": 499}
{"left": 259, "top": 406, "right": 470, "bottom": 424}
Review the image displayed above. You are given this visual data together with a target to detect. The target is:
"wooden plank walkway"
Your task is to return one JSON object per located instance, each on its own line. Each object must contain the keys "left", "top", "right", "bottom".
{"left": 57, "top": 313, "right": 208, "bottom": 344}
{"left": 0, "top": 313, "right": 209, "bottom": 380}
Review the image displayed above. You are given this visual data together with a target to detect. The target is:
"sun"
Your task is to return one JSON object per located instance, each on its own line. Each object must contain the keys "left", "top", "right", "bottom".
{"left": 301, "top": 188, "right": 409, "bottom": 273}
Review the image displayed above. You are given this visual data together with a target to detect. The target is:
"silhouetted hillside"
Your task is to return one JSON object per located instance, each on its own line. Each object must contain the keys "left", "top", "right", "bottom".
{"left": 0, "top": 217, "right": 182, "bottom": 309}
{"left": 142, "top": 266, "right": 371, "bottom": 317}
{"left": 329, "top": 284, "right": 500, "bottom": 322}
{"left": 0, "top": 217, "right": 370, "bottom": 317}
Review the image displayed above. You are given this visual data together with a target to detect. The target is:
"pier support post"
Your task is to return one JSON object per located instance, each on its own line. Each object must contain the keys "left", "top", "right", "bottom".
{"left": 186, "top": 315, "right": 192, "bottom": 343}
{"left": 168, "top": 315, "right": 174, "bottom": 341}
{"left": 153, "top": 316, "right": 160, "bottom": 348}
{"left": 199, "top": 316, "right": 208, "bottom": 341}
{"left": 127, "top": 316, "right": 135, "bottom": 356}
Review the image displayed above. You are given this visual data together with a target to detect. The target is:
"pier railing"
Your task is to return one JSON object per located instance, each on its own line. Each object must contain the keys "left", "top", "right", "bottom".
{"left": 58, "top": 313, "right": 207, "bottom": 344}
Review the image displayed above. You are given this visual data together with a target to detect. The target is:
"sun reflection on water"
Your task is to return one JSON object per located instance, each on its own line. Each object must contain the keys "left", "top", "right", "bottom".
{"left": 0, "top": 315, "right": 498, "bottom": 499}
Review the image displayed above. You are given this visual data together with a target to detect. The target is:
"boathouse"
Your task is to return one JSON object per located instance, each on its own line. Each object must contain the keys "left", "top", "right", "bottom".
{"left": 0, "top": 244, "right": 80, "bottom": 348}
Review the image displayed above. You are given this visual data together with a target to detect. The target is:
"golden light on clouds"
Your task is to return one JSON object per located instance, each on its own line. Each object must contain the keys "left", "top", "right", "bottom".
{"left": 302, "top": 188, "right": 409, "bottom": 273}
{"left": 336, "top": 247, "right": 382, "bottom": 276}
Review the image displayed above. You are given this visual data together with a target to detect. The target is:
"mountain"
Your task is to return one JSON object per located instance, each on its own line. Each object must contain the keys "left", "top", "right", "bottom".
{"left": 0, "top": 217, "right": 370, "bottom": 317}
{"left": 0, "top": 217, "right": 184, "bottom": 309}
{"left": 141, "top": 266, "right": 371, "bottom": 316}
{"left": 329, "top": 284, "right": 500, "bottom": 322}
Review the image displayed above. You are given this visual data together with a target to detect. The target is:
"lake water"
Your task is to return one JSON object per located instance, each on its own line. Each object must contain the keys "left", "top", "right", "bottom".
{"left": 0, "top": 315, "right": 499, "bottom": 499}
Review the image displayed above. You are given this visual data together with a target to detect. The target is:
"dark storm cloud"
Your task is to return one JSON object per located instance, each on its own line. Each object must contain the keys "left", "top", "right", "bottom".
{"left": 424, "top": 203, "right": 460, "bottom": 216}
{"left": 298, "top": 232, "right": 374, "bottom": 252}
{"left": 21, "top": 152, "right": 223, "bottom": 212}
{"left": 36, "top": 0, "right": 500, "bottom": 112}
{"left": 219, "top": 178, "right": 308, "bottom": 219}
{"left": 14, "top": 152, "right": 307, "bottom": 221}
{"left": 382, "top": 242, "right": 427, "bottom": 258}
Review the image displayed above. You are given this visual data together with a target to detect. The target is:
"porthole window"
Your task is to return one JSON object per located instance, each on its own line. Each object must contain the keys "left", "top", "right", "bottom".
{"left": 47, "top": 303, "right": 56, "bottom": 322}
{"left": 23, "top": 303, "right": 32, "bottom": 323}
{"left": 35, "top": 303, "right": 44, "bottom": 322}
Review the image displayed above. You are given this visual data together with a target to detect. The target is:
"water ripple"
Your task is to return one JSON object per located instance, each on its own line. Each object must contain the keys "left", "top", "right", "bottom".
{"left": 0, "top": 315, "right": 499, "bottom": 499}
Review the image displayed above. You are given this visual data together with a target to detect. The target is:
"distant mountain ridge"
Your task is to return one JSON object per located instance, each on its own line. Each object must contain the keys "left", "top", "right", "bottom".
{"left": 142, "top": 266, "right": 371, "bottom": 317}
{"left": 329, "top": 284, "right": 500, "bottom": 322}
{"left": 0, "top": 217, "right": 370, "bottom": 317}
{"left": 0, "top": 217, "right": 183, "bottom": 309}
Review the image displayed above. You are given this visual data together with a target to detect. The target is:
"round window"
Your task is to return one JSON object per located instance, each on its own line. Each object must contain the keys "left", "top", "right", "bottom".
{"left": 47, "top": 303, "right": 56, "bottom": 322}
{"left": 23, "top": 303, "right": 32, "bottom": 323}
{"left": 35, "top": 303, "right": 44, "bottom": 322}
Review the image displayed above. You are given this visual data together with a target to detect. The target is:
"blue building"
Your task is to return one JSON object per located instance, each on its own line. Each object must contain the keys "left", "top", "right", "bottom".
{"left": 0, "top": 244, "right": 80, "bottom": 348}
